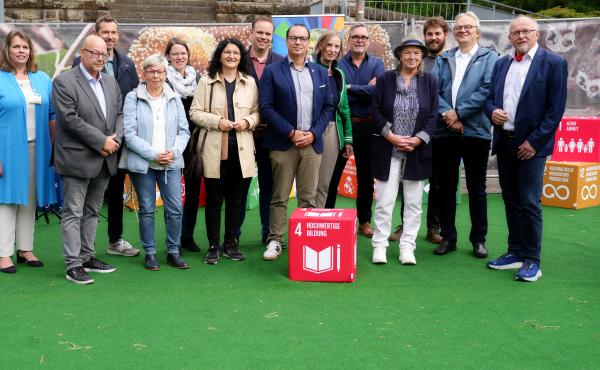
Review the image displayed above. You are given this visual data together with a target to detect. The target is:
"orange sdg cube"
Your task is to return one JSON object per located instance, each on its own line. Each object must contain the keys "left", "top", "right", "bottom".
{"left": 542, "top": 161, "right": 600, "bottom": 209}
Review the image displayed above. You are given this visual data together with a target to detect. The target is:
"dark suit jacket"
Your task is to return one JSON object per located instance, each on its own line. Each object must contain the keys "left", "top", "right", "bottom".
{"left": 73, "top": 49, "right": 139, "bottom": 105}
{"left": 52, "top": 66, "right": 124, "bottom": 178}
{"left": 485, "top": 47, "right": 568, "bottom": 156}
{"left": 371, "top": 70, "right": 439, "bottom": 181}
{"left": 259, "top": 58, "right": 334, "bottom": 154}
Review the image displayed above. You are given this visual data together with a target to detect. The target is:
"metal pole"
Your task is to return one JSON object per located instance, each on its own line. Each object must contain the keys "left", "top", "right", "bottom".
{"left": 356, "top": 0, "right": 365, "bottom": 21}
{"left": 1, "top": 0, "right": 5, "bottom": 23}
{"left": 341, "top": 0, "right": 348, "bottom": 21}
{"left": 467, "top": 0, "right": 471, "bottom": 11}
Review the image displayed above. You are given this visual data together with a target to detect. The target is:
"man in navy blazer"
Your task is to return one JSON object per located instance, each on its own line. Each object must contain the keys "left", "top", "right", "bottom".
{"left": 485, "top": 15, "right": 567, "bottom": 282}
{"left": 259, "top": 24, "right": 334, "bottom": 261}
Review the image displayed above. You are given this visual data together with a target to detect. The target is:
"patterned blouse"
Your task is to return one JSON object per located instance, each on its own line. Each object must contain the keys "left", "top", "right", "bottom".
{"left": 392, "top": 73, "right": 419, "bottom": 159}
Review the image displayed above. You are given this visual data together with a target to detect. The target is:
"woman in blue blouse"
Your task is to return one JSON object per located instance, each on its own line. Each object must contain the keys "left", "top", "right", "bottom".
{"left": 0, "top": 30, "right": 57, "bottom": 273}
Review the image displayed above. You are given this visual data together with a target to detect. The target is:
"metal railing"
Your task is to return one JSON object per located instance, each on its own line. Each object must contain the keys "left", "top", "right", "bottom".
{"left": 361, "top": 1, "right": 467, "bottom": 21}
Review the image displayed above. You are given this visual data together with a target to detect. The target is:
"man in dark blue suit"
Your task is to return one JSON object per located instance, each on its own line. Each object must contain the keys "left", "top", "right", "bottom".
{"left": 259, "top": 24, "right": 334, "bottom": 261}
{"left": 485, "top": 15, "right": 567, "bottom": 282}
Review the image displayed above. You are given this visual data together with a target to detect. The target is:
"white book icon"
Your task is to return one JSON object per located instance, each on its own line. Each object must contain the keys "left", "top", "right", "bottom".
{"left": 303, "top": 245, "right": 334, "bottom": 273}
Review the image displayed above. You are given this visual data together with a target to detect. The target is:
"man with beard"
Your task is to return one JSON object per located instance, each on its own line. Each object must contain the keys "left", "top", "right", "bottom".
{"left": 239, "top": 16, "right": 282, "bottom": 245}
{"left": 485, "top": 16, "right": 567, "bottom": 282}
{"left": 389, "top": 17, "right": 448, "bottom": 245}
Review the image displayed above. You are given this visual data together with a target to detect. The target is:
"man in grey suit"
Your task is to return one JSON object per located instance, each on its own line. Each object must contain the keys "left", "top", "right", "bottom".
{"left": 52, "top": 35, "right": 123, "bottom": 284}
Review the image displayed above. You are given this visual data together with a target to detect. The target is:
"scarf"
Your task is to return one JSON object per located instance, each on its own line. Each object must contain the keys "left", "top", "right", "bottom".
{"left": 166, "top": 64, "right": 197, "bottom": 98}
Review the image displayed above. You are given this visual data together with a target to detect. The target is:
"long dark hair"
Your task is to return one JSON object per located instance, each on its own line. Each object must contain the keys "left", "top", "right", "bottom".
{"left": 207, "top": 38, "right": 250, "bottom": 79}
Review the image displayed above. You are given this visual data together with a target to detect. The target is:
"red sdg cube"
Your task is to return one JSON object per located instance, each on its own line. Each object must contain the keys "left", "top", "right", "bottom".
{"left": 288, "top": 208, "right": 357, "bottom": 282}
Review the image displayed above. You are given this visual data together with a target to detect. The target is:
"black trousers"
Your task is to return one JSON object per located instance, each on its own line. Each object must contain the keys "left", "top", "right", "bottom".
{"left": 204, "top": 150, "right": 250, "bottom": 248}
{"left": 433, "top": 136, "right": 490, "bottom": 244}
{"left": 181, "top": 171, "right": 202, "bottom": 240}
{"left": 325, "top": 150, "right": 348, "bottom": 208}
{"left": 107, "top": 168, "right": 128, "bottom": 244}
{"left": 352, "top": 120, "right": 374, "bottom": 224}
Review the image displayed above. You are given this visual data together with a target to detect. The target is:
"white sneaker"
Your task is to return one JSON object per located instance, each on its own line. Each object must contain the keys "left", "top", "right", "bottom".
{"left": 108, "top": 239, "right": 140, "bottom": 257}
{"left": 400, "top": 249, "right": 416, "bottom": 265}
{"left": 263, "top": 240, "right": 282, "bottom": 261}
{"left": 372, "top": 246, "right": 387, "bottom": 264}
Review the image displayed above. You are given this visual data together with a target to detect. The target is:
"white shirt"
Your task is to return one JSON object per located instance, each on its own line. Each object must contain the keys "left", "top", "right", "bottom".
{"left": 79, "top": 64, "right": 107, "bottom": 118}
{"left": 451, "top": 43, "right": 478, "bottom": 109}
{"left": 502, "top": 43, "right": 539, "bottom": 131}
{"left": 149, "top": 93, "right": 167, "bottom": 170}
{"left": 17, "top": 79, "right": 37, "bottom": 141}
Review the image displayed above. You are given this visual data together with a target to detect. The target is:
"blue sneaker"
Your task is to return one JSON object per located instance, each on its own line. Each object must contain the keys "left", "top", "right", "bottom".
{"left": 515, "top": 261, "right": 542, "bottom": 282}
{"left": 487, "top": 252, "right": 523, "bottom": 270}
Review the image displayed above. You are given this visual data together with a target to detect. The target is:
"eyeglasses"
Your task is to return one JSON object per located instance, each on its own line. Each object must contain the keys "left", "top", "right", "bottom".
{"left": 83, "top": 48, "right": 109, "bottom": 60}
{"left": 509, "top": 29, "right": 538, "bottom": 37}
{"left": 454, "top": 25, "right": 476, "bottom": 32}
{"left": 144, "top": 69, "right": 166, "bottom": 76}
{"left": 222, "top": 50, "right": 241, "bottom": 56}
{"left": 288, "top": 36, "right": 309, "bottom": 43}
{"left": 351, "top": 35, "right": 369, "bottom": 41}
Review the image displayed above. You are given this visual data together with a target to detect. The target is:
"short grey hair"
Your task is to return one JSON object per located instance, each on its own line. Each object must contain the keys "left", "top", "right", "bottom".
{"left": 142, "top": 53, "right": 168, "bottom": 71}
{"left": 349, "top": 23, "right": 370, "bottom": 37}
{"left": 509, "top": 15, "right": 539, "bottom": 32}
{"left": 455, "top": 11, "right": 481, "bottom": 29}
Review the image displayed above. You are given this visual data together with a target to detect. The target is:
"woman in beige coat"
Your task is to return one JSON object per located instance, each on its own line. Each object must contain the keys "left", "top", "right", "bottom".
{"left": 189, "top": 38, "right": 259, "bottom": 264}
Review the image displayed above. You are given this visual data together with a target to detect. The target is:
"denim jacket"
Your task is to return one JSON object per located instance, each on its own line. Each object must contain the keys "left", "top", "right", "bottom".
{"left": 120, "top": 83, "right": 190, "bottom": 174}
{"left": 432, "top": 45, "right": 498, "bottom": 140}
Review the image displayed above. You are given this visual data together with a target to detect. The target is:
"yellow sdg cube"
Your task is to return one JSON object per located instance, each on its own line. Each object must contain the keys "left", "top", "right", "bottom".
{"left": 542, "top": 161, "right": 600, "bottom": 209}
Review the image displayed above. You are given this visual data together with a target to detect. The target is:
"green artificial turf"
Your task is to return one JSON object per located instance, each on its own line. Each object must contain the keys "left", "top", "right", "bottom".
{"left": 1, "top": 195, "right": 599, "bottom": 369}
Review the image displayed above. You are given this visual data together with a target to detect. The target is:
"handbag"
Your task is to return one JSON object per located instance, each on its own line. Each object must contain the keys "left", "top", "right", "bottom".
{"left": 183, "top": 83, "right": 213, "bottom": 180}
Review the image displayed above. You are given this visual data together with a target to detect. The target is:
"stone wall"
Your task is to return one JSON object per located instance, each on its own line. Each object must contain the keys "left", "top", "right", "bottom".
{"left": 3, "top": 0, "right": 114, "bottom": 22}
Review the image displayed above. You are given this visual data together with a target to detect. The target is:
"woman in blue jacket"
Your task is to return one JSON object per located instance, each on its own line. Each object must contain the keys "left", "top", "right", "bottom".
{"left": 121, "top": 54, "right": 190, "bottom": 271}
{"left": 371, "top": 36, "right": 438, "bottom": 265}
{"left": 0, "top": 30, "right": 57, "bottom": 273}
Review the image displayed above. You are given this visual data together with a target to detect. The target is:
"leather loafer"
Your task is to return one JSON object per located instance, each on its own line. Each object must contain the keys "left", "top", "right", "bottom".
{"left": 167, "top": 252, "right": 189, "bottom": 269}
{"left": 472, "top": 242, "right": 489, "bottom": 258}
{"left": 433, "top": 240, "right": 457, "bottom": 255}
{"left": 359, "top": 222, "right": 374, "bottom": 238}
{"left": 0, "top": 265, "right": 17, "bottom": 274}
{"left": 145, "top": 254, "right": 160, "bottom": 271}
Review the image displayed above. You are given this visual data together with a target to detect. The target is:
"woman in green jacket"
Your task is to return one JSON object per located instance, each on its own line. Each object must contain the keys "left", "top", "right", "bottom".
{"left": 314, "top": 30, "right": 353, "bottom": 208}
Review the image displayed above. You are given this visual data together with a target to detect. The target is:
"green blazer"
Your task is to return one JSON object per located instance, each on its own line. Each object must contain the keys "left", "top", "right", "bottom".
{"left": 318, "top": 60, "right": 352, "bottom": 150}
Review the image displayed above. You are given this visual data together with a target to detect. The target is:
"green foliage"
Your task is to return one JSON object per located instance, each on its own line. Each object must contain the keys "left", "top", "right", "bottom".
{"left": 35, "top": 48, "right": 67, "bottom": 77}
{"left": 538, "top": 6, "right": 600, "bottom": 18}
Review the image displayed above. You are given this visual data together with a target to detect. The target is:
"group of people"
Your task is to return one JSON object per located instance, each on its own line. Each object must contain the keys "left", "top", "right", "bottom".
{"left": 0, "top": 13, "right": 567, "bottom": 284}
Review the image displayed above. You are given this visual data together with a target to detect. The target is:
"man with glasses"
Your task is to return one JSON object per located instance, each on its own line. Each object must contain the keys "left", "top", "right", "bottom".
{"left": 485, "top": 16, "right": 567, "bottom": 282}
{"left": 72, "top": 15, "right": 140, "bottom": 258}
{"left": 431, "top": 11, "right": 498, "bottom": 259}
{"left": 53, "top": 35, "right": 124, "bottom": 284}
{"left": 239, "top": 16, "right": 282, "bottom": 245}
{"left": 337, "top": 24, "right": 385, "bottom": 238}
{"left": 259, "top": 24, "right": 334, "bottom": 260}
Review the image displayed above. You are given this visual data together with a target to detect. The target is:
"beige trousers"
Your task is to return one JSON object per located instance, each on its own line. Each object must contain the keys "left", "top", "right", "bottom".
{"left": 315, "top": 121, "right": 340, "bottom": 208}
{"left": 268, "top": 145, "right": 321, "bottom": 244}
{"left": 0, "top": 142, "right": 37, "bottom": 257}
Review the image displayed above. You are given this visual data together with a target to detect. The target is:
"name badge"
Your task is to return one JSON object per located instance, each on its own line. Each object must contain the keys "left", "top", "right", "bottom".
{"left": 28, "top": 90, "right": 42, "bottom": 105}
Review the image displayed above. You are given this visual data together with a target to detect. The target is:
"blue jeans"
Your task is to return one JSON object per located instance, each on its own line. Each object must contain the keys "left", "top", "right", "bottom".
{"left": 496, "top": 132, "right": 546, "bottom": 265}
{"left": 130, "top": 168, "right": 183, "bottom": 255}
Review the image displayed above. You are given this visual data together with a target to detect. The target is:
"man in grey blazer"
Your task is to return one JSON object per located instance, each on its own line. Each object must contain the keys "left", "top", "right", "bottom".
{"left": 52, "top": 35, "right": 124, "bottom": 285}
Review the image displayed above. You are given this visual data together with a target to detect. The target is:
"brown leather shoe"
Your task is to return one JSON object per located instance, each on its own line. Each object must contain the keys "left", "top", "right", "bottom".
{"left": 359, "top": 222, "right": 374, "bottom": 238}
{"left": 388, "top": 224, "right": 403, "bottom": 241}
{"left": 425, "top": 228, "right": 443, "bottom": 244}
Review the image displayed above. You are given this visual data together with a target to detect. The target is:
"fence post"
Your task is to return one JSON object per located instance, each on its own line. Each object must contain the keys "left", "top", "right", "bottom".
{"left": 356, "top": 0, "right": 365, "bottom": 21}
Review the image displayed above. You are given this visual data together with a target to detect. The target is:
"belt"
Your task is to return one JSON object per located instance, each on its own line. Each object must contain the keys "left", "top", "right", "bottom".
{"left": 351, "top": 116, "right": 372, "bottom": 124}
{"left": 501, "top": 129, "right": 516, "bottom": 138}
